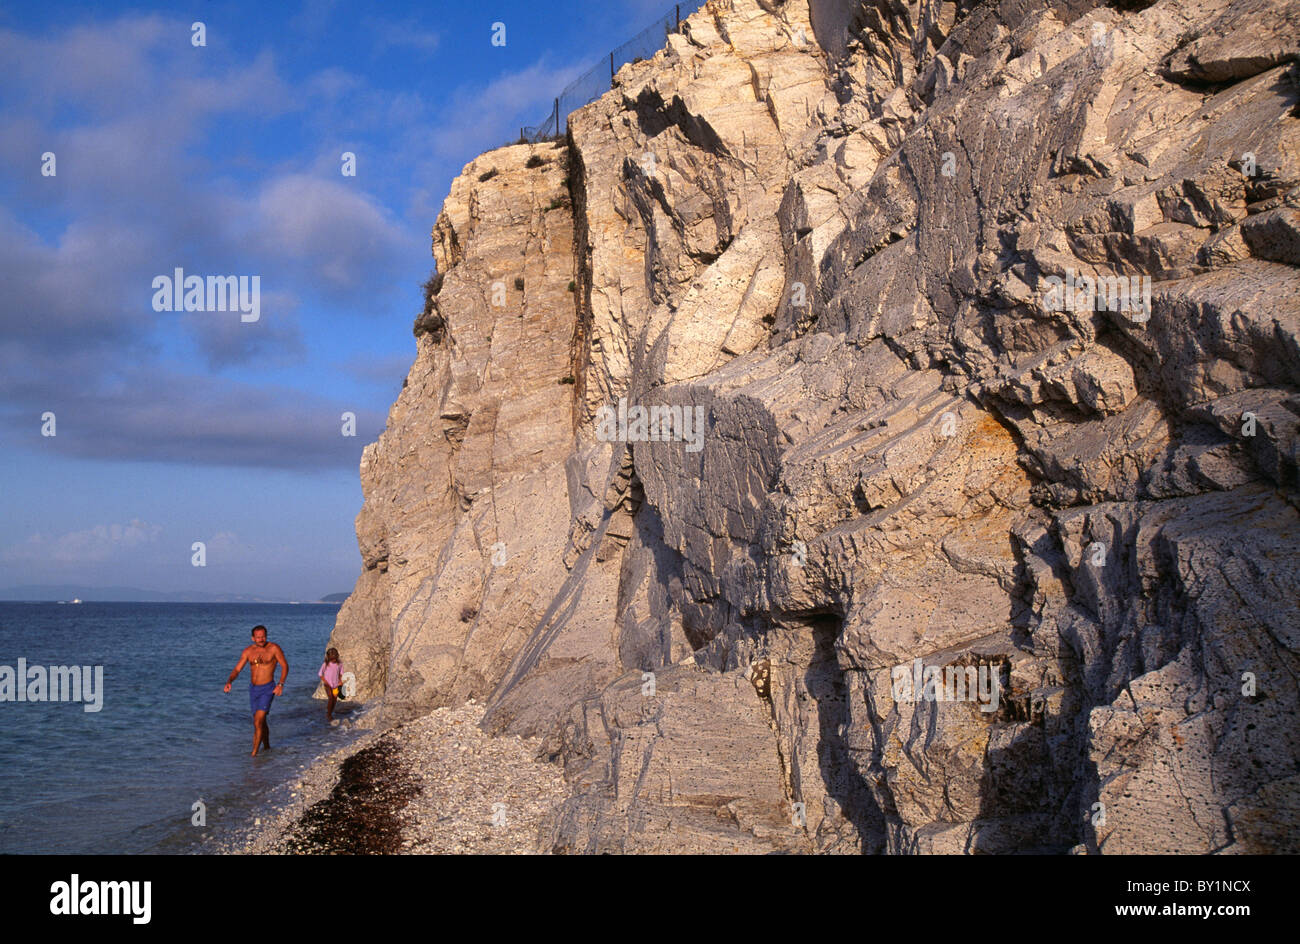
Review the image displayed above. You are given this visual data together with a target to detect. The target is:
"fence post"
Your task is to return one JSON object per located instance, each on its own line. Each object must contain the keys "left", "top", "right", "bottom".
{"left": 676, "top": 4, "right": 680, "bottom": 31}
{"left": 554, "top": 98, "right": 559, "bottom": 138}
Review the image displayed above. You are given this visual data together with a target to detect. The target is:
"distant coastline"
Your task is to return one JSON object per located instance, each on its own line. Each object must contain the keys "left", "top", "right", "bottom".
{"left": 0, "top": 585, "right": 349, "bottom": 604}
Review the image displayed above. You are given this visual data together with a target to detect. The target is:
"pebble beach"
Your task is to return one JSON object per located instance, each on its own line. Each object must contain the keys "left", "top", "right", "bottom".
{"left": 222, "top": 700, "right": 568, "bottom": 855}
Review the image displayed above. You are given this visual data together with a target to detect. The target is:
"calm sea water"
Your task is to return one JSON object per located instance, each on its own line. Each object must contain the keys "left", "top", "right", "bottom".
{"left": 0, "top": 601, "right": 364, "bottom": 854}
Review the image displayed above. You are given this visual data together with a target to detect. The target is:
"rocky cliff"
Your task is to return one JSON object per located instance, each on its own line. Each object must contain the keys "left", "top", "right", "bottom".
{"left": 329, "top": 0, "right": 1300, "bottom": 853}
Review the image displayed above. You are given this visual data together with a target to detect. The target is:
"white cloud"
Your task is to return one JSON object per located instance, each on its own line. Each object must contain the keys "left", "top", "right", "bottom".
{"left": 3, "top": 519, "right": 164, "bottom": 563}
{"left": 247, "top": 174, "right": 411, "bottom": 290}
{"left": 428, "top": 60, "right": 589, "bottom": 159}
{"left": 367, "top": 18, "right": 440, "bottom": 56}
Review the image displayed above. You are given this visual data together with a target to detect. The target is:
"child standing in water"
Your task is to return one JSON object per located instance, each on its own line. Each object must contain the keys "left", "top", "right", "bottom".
{"left": 318, "top": 648, "right": 344, "bottom": 724}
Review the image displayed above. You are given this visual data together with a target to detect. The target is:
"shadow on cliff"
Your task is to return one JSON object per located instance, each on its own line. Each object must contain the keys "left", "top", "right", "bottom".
{"left": 807, "top": 615, "right": 887, "bottom": 853}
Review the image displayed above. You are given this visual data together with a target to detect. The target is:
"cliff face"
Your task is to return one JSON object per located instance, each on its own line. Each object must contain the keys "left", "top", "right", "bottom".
{"left": 331, "top": 0, "right": 1300, "bottom": 853}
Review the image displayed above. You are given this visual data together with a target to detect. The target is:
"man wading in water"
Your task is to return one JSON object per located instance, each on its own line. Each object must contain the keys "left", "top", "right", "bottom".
{"left": 223, "top": 625, "right": 288, "bottom": 756}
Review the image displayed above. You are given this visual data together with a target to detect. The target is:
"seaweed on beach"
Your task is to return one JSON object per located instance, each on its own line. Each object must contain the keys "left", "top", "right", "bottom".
{"left": 278, "top": 738, "right": 419, "bottom": 854}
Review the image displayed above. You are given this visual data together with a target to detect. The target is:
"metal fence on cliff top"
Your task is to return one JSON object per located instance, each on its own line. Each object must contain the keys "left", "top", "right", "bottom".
{"left": 521, "top": 4, "right": 686, "bottom": 142}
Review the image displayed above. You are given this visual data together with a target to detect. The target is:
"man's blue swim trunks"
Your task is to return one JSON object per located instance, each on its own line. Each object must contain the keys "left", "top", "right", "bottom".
{"left": 250, "top": 681, "right": 276, "bottom": 715}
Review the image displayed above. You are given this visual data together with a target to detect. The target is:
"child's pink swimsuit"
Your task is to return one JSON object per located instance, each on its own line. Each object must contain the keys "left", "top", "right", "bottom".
{"left": 319, "top": 662, "right": 342, "bottom": 688}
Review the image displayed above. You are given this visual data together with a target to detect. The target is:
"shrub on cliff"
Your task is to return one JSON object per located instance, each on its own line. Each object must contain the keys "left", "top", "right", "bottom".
{"left": 413, "top": 269, "right": 446, "bottom": 342}
{"left": 421, "top": 269, "right": 443, "bottom": 307}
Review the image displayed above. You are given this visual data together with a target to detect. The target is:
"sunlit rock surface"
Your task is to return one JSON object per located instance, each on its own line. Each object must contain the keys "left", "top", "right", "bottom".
{"left": 330, "top": 0, "right": 1300, "bottom": 853}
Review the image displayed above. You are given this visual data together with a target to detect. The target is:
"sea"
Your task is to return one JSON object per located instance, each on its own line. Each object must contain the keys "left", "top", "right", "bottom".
{"left": 0, "top": 601, "right": 366, "bottom": 854}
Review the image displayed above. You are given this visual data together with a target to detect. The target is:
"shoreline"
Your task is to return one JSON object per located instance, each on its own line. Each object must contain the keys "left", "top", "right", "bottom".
{"left": 208, "top": 702, "right": 384, "bottom": 855}
{"left": 220, "top": 700, "right": 567, "bottom": 854}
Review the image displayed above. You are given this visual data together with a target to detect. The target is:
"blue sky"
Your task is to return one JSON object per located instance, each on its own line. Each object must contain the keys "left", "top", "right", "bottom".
{"left": 0, "top": 0, "right": 678, "bottom": 599}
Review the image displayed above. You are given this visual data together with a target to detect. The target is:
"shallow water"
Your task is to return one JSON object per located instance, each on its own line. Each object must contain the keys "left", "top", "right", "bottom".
{"left": 0, "top": 601, "right": 364, "bottom": 854}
